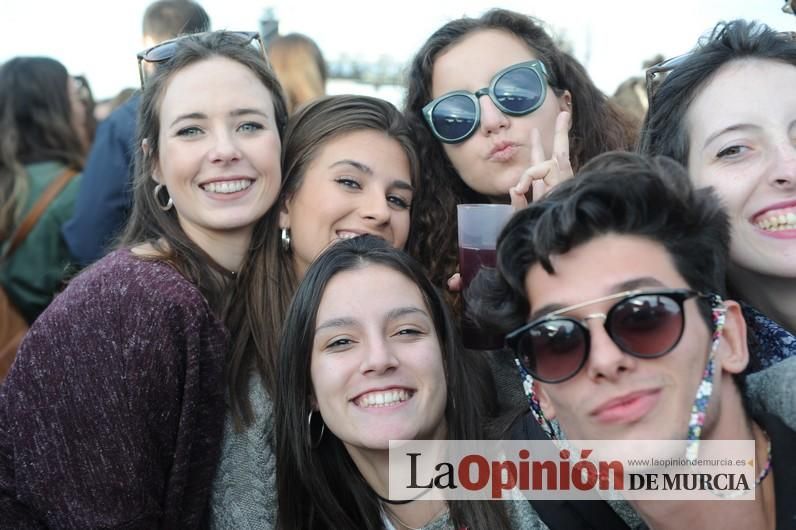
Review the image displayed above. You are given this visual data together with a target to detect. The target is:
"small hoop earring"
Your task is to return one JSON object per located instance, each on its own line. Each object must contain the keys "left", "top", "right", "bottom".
{"left": 153, "top": 183, "right": 173, "bottom": 211}
{"left": 307, "top": 409, "right": 325, "bottom": 448}
{"left": 281, "top": 227, "right": 291, "bottom": 252}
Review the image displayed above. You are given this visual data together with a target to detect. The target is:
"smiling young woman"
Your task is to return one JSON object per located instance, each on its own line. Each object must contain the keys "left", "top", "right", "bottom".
{"left": 640, "top": 20, "right": 796, "bottom": 370}
{"left": 0, "top": 31, "right": 287, "bottom": 528}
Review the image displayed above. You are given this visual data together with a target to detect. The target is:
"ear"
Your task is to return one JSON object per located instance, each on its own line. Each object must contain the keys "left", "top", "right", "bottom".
{"left": 142, "top": 138, "right": 161, "bottom": 184}
{"left": 716, "top": 300, "right": 749, "bottom": 375}
{"left": 557, "top": 90, "right": 572, "bottom": 114}
{"left": 279, "top": 197, "right": 292, "bottom": 230}
{"left": 533, "top": 380, "right": 558, "bottom": 420}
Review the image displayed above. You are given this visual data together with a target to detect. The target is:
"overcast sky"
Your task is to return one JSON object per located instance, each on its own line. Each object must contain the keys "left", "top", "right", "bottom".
{"left": 1, "top": 0, "right": 793, "bottom": 101}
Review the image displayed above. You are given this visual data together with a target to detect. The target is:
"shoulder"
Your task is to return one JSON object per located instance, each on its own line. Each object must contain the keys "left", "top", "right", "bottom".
{"left": 746, "top": 356, "right": 796, "bottom": 431}
{"left": 38, "top": 249, "right": 224, "bottom": 338}
{"left": 741, "top": 302, "right": 796, "bottom": 372}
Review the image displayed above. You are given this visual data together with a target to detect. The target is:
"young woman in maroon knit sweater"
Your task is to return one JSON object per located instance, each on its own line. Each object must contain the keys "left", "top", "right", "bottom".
{"left": 0, "top": 31, "right": 287, "bottom": 528}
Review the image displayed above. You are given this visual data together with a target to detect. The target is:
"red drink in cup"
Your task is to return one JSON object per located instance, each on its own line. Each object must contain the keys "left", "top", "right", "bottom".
{"left": 457, "top": 205, "right": 513, "bottom": 350}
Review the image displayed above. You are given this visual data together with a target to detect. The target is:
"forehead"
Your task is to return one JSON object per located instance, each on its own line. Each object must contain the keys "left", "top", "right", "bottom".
{"left": 431, "top": 29, "right": 538, "bottom": 97}
{"left": 303, "top": 129, "right": 412, "bottom": 179}
{"left": 317, "top": 264, "right": 428, "bottom": 319}
{"left": 524, "top": 234, "right": 687, "bottom": 312}
{"left": 158, "top": 56, "right": 274, "bottom": 120}
{"left": 686, "top": 59, "right": 796, "bottom": 140}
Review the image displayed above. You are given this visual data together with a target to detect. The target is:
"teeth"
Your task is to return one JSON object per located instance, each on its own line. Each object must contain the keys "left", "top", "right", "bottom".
{"left": 202, "top": 179, "right": 252, "bottom": 194}
{"left": 356, "top": 389, "right": 412, "bottom": 408}
{"left": 755, "top": 210, "right": 796, "bottom": 231}
{"left": 336, "top": 231, "right": 360, "bottom": 240}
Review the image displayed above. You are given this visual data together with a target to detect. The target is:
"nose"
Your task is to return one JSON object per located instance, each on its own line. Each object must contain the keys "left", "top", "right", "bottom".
{"left": 767, "top": 141, "right": 796, "bottom": 190}
{"left": 358, "top": 188, "right": 391, "bottom": 226}
{"left": 208, "top": 130, "right": 241, "bottom": 164}
{"left": 478, "top": 94, "right": 510, "bottom": 137}
{"left": 359, "top": 335, "right": 399, "bottom": 375}
{"left": 583, "top": 316, "right": 636, "bottom": 382}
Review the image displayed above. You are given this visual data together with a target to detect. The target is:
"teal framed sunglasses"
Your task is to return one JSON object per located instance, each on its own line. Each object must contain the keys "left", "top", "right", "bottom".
{"left": 422, "top": 60, "right": 549, "bottom": 144}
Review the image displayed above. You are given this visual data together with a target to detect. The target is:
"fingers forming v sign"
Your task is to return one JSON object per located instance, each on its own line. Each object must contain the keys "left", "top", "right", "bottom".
{"left": 509, "top": 111, "right": 574, "bottom": 210}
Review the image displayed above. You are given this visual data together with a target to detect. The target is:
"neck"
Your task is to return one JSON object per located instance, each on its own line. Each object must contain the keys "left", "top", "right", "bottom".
{"left": 345, "top": 441, "right": 448, "bottom": 530}
{"left": 629, "top": 383, "right": 776, "bottom": 530}
{"left": 179, "top": 222, "right": 252, "bottom": 275}
{"left": 729, "top": 266, "right": 796, "bottom": 333}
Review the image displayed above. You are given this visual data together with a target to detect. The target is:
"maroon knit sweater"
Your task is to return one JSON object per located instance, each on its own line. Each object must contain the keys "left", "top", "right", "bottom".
{"left": 0, "top": 249, "right": 229, "bottom": 529}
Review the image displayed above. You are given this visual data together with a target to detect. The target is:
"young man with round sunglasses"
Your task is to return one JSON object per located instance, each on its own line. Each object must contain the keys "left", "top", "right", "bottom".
{"left": 472, "top": 152, "right": 796, "bottom": 529}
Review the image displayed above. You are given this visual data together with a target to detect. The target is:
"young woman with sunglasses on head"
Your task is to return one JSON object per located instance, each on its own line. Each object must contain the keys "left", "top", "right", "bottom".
{"left": 404, "top": 8, "right": 637, "bottom": 296}
{"left": 0, "top": 32, "right": 287, "bottom": 528}
{"left": 275, "top": 235, "right": 540, "bottom": 530}
{"left": 209, "top": 95, "right": 420, "bottom": 527}
{"left": 640, "top": 20, "right": 796, "bottom": 372}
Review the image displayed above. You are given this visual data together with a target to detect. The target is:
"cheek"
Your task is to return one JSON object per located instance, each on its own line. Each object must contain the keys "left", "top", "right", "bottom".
{"left": 393, "top": 211, "right": 411, "bottom": 248}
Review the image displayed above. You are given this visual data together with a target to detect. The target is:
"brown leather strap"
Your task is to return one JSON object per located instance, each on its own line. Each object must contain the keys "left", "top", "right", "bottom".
{"left": 1, "top": 167, "right": 78, "bottom": 262}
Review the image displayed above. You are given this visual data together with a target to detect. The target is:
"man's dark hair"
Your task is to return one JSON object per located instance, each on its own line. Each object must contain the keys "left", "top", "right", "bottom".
{"left": 470, "top": 151, "right": 730, "bottom": 334}
{"left": 142, "top": 0, "right": 210, "bottom": 42}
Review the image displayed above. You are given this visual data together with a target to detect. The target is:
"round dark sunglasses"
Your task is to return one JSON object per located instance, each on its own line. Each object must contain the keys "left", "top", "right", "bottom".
{"left": 505, "top": 289, "right": 714, "bottom": 384}
{"left": 136, "top": 31, "right": 266, "bottom": 88}
{"left": 422, "top": 60, "right": 549, "bottom": 144}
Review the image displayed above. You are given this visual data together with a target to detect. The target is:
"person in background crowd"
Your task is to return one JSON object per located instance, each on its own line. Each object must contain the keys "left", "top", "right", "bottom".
{"left": 0, "top": 57, "right": 88, "bottom": 369}
{"left": 62, "top": 0, "right": 210, "bottom": 268}
{"left": 268, "top": 32, "right": 328, "bottom": 114}
{"left": 0, "top": 31, "right": 287, "bottom": 528}
{"left": 209, "top": 94, "right": 421, "bottom": 528}
{"left": 640, "top": 20, "right": 796, "bottom": 371}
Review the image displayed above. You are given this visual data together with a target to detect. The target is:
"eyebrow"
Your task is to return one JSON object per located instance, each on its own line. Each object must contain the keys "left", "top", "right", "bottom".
{"left": 702, "top": 123, "right": 759, "bottom": 150}
{"left": 528, "top": 276, "right": 668, "bottom": 321}
{"left": 314, "top": 306, "right": 429, "bottom": 334}
{"left": 169, "top": 107, "right": 270, "bottom": 128}
{"left": 329, "top": 159, "right": 415, "bottom": 192}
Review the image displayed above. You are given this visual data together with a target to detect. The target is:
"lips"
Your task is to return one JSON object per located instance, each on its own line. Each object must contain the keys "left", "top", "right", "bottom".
{"left": 199, "top": 177, "right": 254, "bottom": 194}
{"left": 590, "top": 389, "right": 661, "bottom": 424}
{"left": 752, "top": 204, "right": 796, "bottom": 232}
{"left": 352, "top": 387, "right": 415, "bottom": 408}
{"left": 488, "top": 141, "right": 519, "bottom": 162}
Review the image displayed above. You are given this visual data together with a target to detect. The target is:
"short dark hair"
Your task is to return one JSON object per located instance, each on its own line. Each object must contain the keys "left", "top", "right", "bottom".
{"left": 274, "top": 235, "right": 509, "bottom": 530}
{"left": 142, "top": 0, "right": 210, "bottom": 42}
{"left": 639, "top": 19, "right": 796, "bottom": 165}
{"left": 470, "top": 151, "right": 730, "bottom": 334}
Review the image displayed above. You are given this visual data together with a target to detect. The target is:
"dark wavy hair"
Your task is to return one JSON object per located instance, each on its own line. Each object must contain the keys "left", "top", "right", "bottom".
{"left": 0, "top": 57, "right": 86, "bottom": 239}
{"left": 275, "top": 235, "right": 507, "bottom": 530}
{"left": 639, "top": 19, "right": 796, "bottom": 165}
{"left": 470, "top": 152, "right": 730, "bottom": 335}
{"left": 403, "top": 8, "right": 637, "bottom": 297}
{"left": 227, "top": 94, "right": 420, "bottom": 426}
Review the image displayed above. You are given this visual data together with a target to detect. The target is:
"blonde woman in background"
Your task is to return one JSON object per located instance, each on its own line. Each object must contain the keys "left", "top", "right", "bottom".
{"left": 268, "top": 33, "right": 328, "bottom": 114}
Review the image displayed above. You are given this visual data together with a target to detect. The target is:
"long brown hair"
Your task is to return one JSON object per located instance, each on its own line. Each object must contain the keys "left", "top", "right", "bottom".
{"left": 227, "top": 94, "right": 420, "bottom": 427}
{"left": 403, "top": 8, "right": 637, "bottom": 294}
{"left": 0, "top": 57, "right": 86, "bottom": 239}
{"left": 119, "top": 32, "right": 287, "bottom": 405}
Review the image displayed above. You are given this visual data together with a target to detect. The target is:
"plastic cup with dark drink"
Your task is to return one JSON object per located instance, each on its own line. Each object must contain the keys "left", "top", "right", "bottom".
{"left": 457, "top": 204, "right": 514, "bottom": 350}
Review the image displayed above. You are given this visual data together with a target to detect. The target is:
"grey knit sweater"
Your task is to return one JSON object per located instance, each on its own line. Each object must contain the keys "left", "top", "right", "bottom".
{"left": 209, "top": 374, "right": 277, "bottom": 530}
{"left": 0, "top": 249, "right": 229, "bottom": 529}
